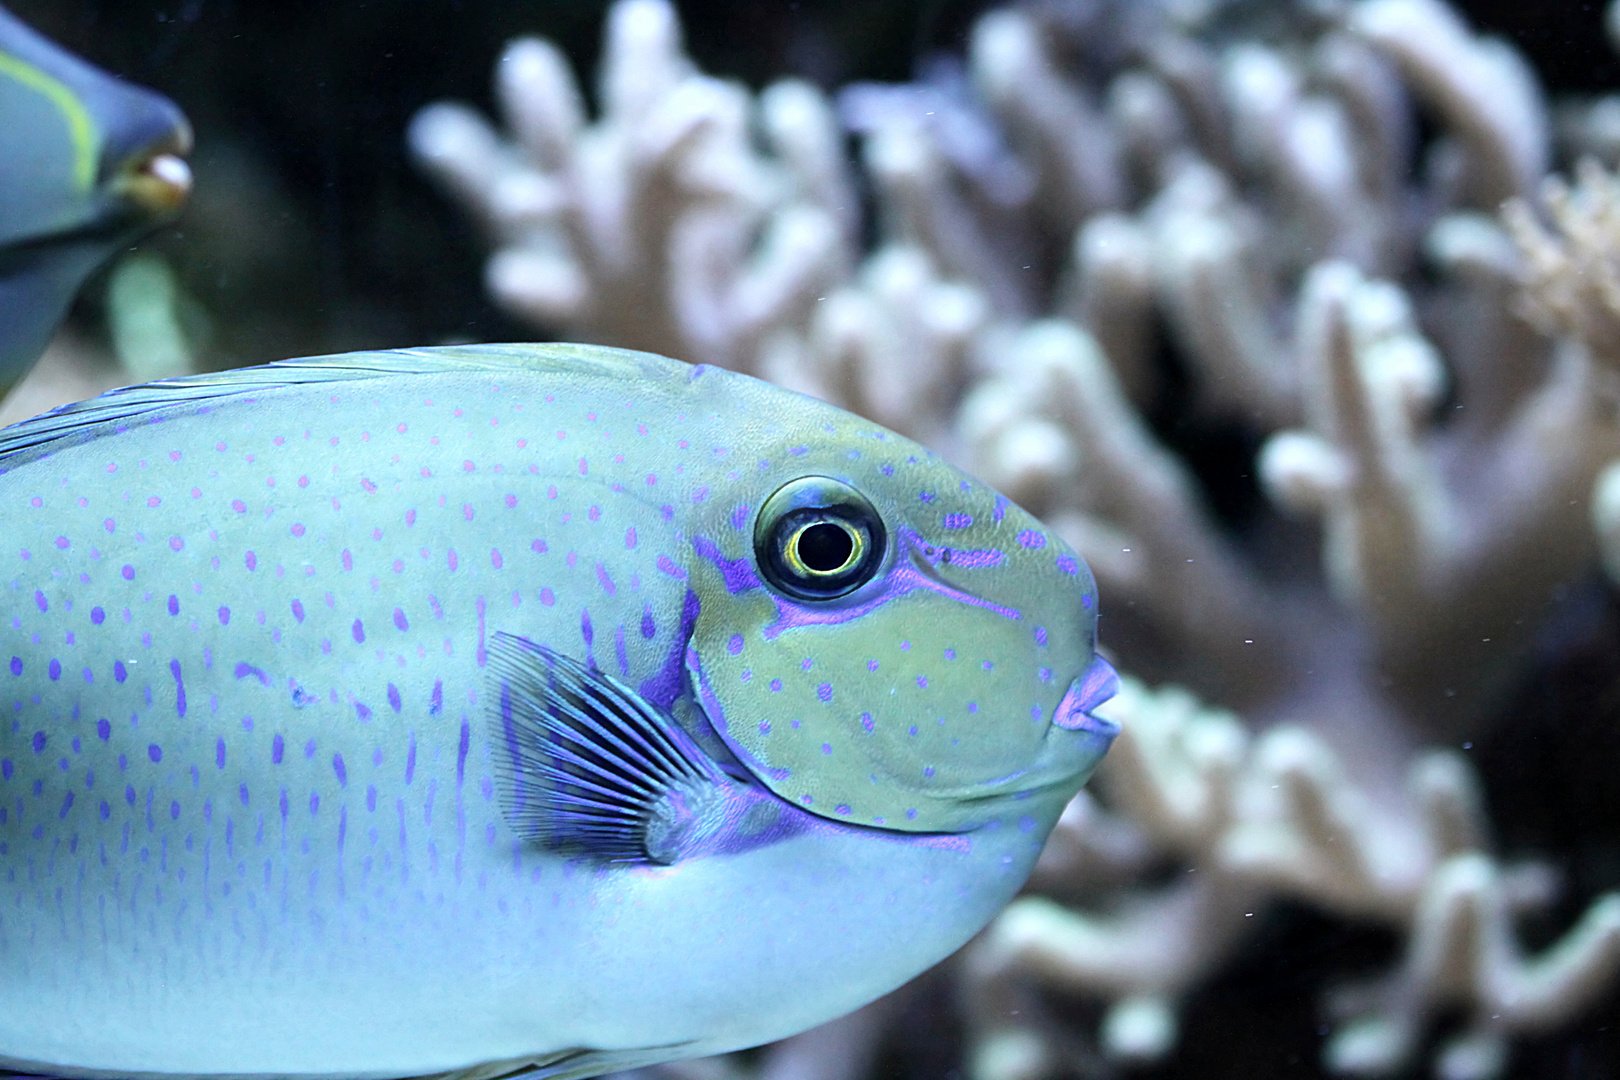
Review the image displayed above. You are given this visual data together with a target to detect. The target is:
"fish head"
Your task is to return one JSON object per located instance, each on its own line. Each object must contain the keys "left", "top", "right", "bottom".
{"left": 682, "top": 370, "right": 1118, "bottom": 834}
{"left": 0, "top": 5, "right": 192, "bottom": 381}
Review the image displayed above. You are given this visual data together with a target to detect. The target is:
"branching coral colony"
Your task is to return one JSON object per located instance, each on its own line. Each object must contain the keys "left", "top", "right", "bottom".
{"left": 410, "top": 1, "right": 1620, "bottom": 1077}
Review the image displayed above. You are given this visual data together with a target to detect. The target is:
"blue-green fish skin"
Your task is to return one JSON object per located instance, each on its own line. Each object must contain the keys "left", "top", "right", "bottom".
{"left": 0, "top": 343, "right": 1116, "bottom": 1079}
{"left": 0, "top": 3, "right": 192, "bottom": 387}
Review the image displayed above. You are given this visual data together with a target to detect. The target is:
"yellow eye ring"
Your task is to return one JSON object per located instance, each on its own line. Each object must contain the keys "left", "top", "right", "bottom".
{"left": 755, "top": 477, "right": 886, "bottom": 600}
{"left": 783, "top": 519, "right": 864, "bottom": 579}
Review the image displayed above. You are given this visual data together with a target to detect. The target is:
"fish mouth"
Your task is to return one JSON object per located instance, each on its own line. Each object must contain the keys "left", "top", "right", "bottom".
{"left": 109, "top": 124, "right": 194, "bottom": 219}
{"left": 1052, "top": 654, "right": 1121, "bottom": 737}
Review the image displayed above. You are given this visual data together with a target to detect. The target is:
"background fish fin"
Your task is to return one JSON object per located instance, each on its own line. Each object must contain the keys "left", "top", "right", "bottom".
{"left": 0, "top": 342, "right": 685, "bottom": 466}
{"left": 487, "top": 631, "right": 724, "bottom": 865}
{"left": 415, "top": 1042, "right": 695, "bottom": 1080}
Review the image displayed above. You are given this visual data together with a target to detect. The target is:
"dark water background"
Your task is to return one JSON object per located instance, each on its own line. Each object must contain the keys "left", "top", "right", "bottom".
{"left": 6, "top": 1, "right": 1620, "bottom": 1077}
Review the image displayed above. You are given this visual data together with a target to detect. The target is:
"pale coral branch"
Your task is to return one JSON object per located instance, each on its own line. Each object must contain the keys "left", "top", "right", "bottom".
{"left": 1348, "top": 0, "right": 1548, "bottom": 207}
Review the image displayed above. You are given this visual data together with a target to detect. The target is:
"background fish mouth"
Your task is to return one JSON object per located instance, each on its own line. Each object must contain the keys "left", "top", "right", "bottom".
{"left": 1052, "top": 656, "right": 1121, "bottom": 736}
{"left": 109, "top": 125, "right": 194, "bottom": 219}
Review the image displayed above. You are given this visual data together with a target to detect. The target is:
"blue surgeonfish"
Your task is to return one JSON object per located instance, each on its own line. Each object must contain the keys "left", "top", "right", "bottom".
{"left": 0, "top": 342, "right": 1119, "bottom": 1079}
{"left": 0, "top": 4, "right": 191, "bottom": 391}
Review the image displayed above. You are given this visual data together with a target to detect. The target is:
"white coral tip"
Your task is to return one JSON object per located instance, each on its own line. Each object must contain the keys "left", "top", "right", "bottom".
{"left": 1259, "top": 430, "right": 1351, "bottom": 513}
{"left": 1101, "top": 994, "right": 1177, "bottom": 1061}
{"left": 1593, "top": 460, "right": 1620, "bottom": 584}
{"left": 486, "top": 249, "right": 589, "bottom": 324}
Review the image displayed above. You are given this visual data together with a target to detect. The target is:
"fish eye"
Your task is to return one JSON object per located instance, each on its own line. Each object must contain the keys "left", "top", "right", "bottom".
{"left": 755, "top": 477, "right": 886, "bottom": 600}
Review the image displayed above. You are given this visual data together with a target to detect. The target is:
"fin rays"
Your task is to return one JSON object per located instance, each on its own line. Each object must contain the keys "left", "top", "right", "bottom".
{"left": 487, "top": 632, "right": 718, "bottom": 864}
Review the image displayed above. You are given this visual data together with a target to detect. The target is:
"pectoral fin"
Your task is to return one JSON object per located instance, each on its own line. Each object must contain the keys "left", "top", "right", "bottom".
{"left": 487, "top": 632, "right": 725, "bottom": 865}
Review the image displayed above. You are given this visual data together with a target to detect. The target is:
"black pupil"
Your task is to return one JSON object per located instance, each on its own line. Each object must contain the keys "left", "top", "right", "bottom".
{"left": 797, "top": 521, "right": 853, "bottom": 573}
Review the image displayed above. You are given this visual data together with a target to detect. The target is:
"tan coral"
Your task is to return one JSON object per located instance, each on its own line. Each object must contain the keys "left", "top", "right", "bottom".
{"left": 407, "top": 0, "right": 852, "bottom": 373}
{"left": 964, "top": 678, "right": 1620, "bottom": 1080}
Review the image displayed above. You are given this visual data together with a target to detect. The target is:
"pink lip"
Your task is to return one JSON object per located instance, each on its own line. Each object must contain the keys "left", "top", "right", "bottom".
{"left": 1053, "top": 655, "right": 1121, "bottom": 735}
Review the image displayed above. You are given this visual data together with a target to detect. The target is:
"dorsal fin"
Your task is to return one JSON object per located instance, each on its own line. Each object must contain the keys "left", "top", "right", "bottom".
{"left": 487, "top": 632, "right": 725, "bottom": 865}
{"left": 0, "top": 342, "right": 688, "bottom": 468}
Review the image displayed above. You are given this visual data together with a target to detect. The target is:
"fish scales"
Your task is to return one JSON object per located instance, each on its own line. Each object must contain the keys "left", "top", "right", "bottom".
{"left": 0, "top": 344, "right": 1117, "bottom": 1079}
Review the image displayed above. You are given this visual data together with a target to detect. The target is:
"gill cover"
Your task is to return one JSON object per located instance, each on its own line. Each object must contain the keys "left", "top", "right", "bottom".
{"left": 685, "top": 452, "right": 1109, "bottom": 835}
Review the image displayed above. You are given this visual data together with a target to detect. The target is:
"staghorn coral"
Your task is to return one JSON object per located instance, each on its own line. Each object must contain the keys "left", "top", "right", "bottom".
{"left": 412, "top": 1, "right": 1620, "bottom": 1077}
{"left": 407, "top": 0, "right": 854, "bottom": 375}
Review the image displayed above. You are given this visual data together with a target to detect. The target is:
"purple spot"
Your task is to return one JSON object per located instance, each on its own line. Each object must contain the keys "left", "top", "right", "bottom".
{"left": 625, "top": 527, "right": 638, "bottom": 548}
{"left": 218, "top": 606, "right": 230, "bottom": 625}
{"left": 34, "top": 590, "right": 47, "bottom": 612}
{"left": 1056, "top": 554, "right": 1078, "bottom": 575}
{"left": 355, "top": 702, "right": 371, "bottom": 722}
{"left": 728, "top": 634, "right": 744, "bottom": 655}
{"left": 245, "top": 551, "right": 257, "bottom": 571}
{"left": 333, "top": 754, "right": 347, "bottom": 787}
{"left": 1017, "top": 529, "right": 1046, "bottom": 549}
{"left": 59, "top": 791, "right": 73, "bottom": 818}
{"left": 821, "top": 743, "right": 833, "bottom": 755}
{"left": 943, "top": 513, "right": 973, "bottom": 529}
{"left": 54, "top": 535, "right": 68, "bottom": 550}
{"left": 168, "top": 536, "right": 184, "bottom": 552}
{"left": 729, "top": 504, "right": 750, "bottom": 530}
{"left": 47, "top": 659, "right": 60, "bottom": 681}
{"left": 90, "top": 607, "right": 105, "bottom": 625}
{"left": 641, "top": 607, "right": 656, "bottom": 639}
{"left": 32, "top": 732, "right": 46, "bottom": 754}
{"left": 114, "top": 661, "right": 127, "bottom": 683}
{"left": 595, "top": 562, "right": 617, "bottom": 596}
{"left": 272, "top": 735, "right": 284, "bottom": 764}
{"left": 291, "top": 599, "right": 305, "bottom": 623}
{"left": 170, "top": 659, "right": 186, "bottom": 717}
{"left": 167, "top": 594, "right": 179, "bottom": 616}
{"left": 770, "top": 679, "right": 783, "bottom": 692}
{"left": 759, "top": 721, "right": 771, "bottom": 735}
{"left": 457, "top": 720, "right": 470, "bottom": 787}
{"left": 1035, "top": 626, "right": 1048, "bottom": 647}
{"left": 7, "top": 657, "right": 18, "bottom": 677}
{"left": 406, "top": 733, "right": 417, "bottom": 784}
{"left": 637, "top": 588, "right": 701, "bottom": 708}
{"left": 216, "top": 738, "right": 226, "bottom": 768}
{"left": 352, "top": 618, "right": 365, "bottom": 643}
{"left": 168, "top": 799, "right": 179, "bottom": 820}
{"left": 0, "top": 760, "right": 9, "bottom": 780}
{"left": 430, "top": 680, "right": 443, "bottom": 715}
{"left": 99, "top": 800, "right": 109, "bottom": 820}
{"left": 861, "top": 712, "right": 875, "bottom": 732}
{"left": 393, "top": 607, "right": 408, "bottom": 631}
{"left": 121, "top": 564, "right": 135, "bottom": 580}
{"left": 693, "top": 536, "right": 759, "bottom": 594}
{"left": 97, "top": 719, "right": 111, "bottom": 740}
{"left": 656, "top": 555, "right": 685, "bottom": 579}
{"left": 817, "top": 682, "right": 832, "bottom": 702}
{"left": 447, "top": 549, "right": 458, "bottom": 572}
{"left": 148, "top": 744, "right": 162, "bottom": 763}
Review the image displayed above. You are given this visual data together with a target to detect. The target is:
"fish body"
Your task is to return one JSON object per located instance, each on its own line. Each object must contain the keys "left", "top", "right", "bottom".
{"left": 0, "top": 344, "right": 1117, "bottom": 1079}
{"left": 0, "top": 4, "right": 192, "bottom": 388}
